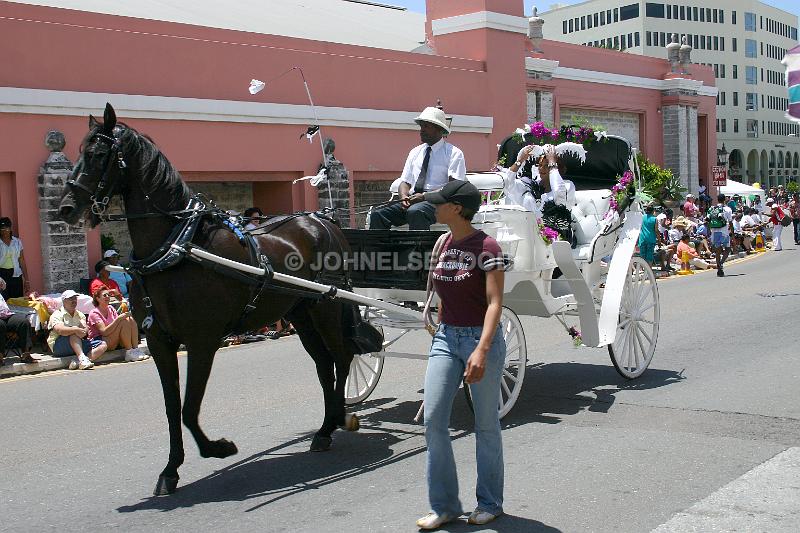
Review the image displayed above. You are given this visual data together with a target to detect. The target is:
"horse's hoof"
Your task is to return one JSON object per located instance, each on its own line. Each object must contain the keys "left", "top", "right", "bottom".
{"left": 200, "top": 438, "right": 238, "bottom": 459}
{"left": 153, "top": 474, "right": 179, "bottom": 496}
{"left": 310, "top": 434, "right": 332, "bottom": 452}
{"left": 341, "top": 413, "right": 360, "bottom": 432}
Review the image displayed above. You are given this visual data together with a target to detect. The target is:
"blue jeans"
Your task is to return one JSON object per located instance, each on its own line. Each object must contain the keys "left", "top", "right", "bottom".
{"left": 424, "top": 324, "right": 506, "bottom": 516}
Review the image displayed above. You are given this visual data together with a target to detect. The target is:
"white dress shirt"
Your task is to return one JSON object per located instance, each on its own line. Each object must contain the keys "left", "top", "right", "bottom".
{"left": 401, "top": 138, "right": 466, "bottom": 192}
{"left": 540, "top": 169, "right": 575, "bottom": 207}
{"left": 502, "top": 170, "right": 540, "bottom": 214}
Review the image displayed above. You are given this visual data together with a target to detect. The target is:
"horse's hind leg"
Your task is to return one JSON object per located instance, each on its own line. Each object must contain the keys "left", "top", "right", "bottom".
{"left": 288, "top": 306, "right": 342, "bottom": 452}
{"left": 149, "top": 332, "right": 184, "bottom": 496}
{"left": 182, "top": 341, "right": 238, "bottom": 460}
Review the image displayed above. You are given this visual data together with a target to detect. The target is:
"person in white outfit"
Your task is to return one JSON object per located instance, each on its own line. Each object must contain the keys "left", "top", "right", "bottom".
{"left": 765, "top": 198, "right": 784, "bottom": 251}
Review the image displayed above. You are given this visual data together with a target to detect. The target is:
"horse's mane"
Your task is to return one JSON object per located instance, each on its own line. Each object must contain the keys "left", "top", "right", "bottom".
{"left": 117, "top": 123, "right": 192, "bottom": 204}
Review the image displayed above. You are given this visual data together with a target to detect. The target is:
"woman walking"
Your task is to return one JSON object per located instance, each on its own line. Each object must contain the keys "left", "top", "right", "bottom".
{"left": 415, "top": 180, "right": 508, "bottom": 529}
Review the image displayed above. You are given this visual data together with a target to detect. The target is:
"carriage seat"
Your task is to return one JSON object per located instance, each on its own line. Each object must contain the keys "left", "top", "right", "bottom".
{"left": 569, "top": 189, "right": 613, "bottom": 261}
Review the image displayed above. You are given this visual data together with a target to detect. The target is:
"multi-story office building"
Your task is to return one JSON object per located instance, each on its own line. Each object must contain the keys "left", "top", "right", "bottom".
{"left": 542, "top": 0, "right": 799, "bottom": 187}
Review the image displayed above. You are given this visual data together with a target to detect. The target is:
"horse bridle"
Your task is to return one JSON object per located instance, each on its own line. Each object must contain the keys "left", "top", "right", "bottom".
{"left": 66, "top": 129, "right": 127, "bottom": 218}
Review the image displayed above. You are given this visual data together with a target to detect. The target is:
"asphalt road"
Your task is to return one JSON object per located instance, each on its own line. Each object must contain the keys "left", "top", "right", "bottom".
{"left": 1, "top": 243, "right": 799, "bottom": 533}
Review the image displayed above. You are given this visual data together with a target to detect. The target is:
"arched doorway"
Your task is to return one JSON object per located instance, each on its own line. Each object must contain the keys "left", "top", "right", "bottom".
{"left": 746, "top": 149, "right": 759, "bottom": 184}
{"left": 729, "top": 149, "right": 744, "bottom": 180}
{"left": 760, "top": 150, "right": 769, "bottom": 187}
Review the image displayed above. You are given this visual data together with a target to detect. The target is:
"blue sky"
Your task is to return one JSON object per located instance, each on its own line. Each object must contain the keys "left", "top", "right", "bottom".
{"left": 390, "top": 1, "right": 800, "bottom": 19}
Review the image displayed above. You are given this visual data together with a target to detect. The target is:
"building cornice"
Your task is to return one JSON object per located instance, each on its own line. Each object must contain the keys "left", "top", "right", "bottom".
{"left": 432, "top": 11, "right": 529, "bottom": 36}
{"left": 0, "top": 87, "right": 494, "bottom": 134}
{"left": 526, "top": 60, "right": 718, "bottom": 96}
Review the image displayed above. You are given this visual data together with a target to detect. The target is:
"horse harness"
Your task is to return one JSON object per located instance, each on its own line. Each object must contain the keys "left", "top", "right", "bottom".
{"left": 123, "top": 194, "right": 345, "bottom": 339}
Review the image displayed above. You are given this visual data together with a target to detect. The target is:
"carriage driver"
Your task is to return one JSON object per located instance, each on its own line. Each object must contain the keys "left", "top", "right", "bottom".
{"left": 369, "top": 106, "right": 466, "bottom": 230}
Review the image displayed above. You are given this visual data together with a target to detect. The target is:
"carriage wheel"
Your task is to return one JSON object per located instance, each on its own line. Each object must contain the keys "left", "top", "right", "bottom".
{"left": 608, "top": 256, "right": 660, "bottom": 379}
{"left": 463, "top": 307, "right": 527, "bottom": 419}
{"left": 345, "top": 354, "right": 384, "bottom": 405}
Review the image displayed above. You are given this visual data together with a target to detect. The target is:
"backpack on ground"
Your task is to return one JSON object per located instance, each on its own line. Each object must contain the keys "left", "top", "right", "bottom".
{"left": 708, "top": 205, "right": 727, "bottom": 229}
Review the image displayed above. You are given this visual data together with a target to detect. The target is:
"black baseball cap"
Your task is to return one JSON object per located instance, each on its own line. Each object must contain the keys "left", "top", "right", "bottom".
{"left": 424, "top": 180, "right": 481, "bottom": 212}
{"left": 0, "top": 217, "right": 11, "bottom": 228}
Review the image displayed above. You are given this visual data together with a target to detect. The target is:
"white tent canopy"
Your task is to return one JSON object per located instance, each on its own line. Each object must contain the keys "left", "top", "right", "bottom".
{"left": 719, "top": 179, "right": 765, "bottom": 206}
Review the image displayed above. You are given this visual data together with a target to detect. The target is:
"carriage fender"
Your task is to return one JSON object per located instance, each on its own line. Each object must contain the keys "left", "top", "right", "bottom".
{"left": 596, "top": 211, "right": 642, "bottom": 347}
{"left": 551, "top": 210, "right": 641, "bottom": 347}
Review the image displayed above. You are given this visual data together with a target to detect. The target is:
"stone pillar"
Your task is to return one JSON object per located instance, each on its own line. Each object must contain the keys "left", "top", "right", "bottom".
{"left": 528, "top": 7, "right": 544, "bottom": 54}
{"left": 38, "top": 131, "right": 89, "bottom": 293}
{"left": 317, "top": 138, "right": 350, "bottom": 228}
{"left": 661, "top": 102, "right": 699, "bottom": 193}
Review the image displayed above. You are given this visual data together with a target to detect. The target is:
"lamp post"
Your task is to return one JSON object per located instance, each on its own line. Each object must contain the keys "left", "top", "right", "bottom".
{"left": 716, "top": 143, "right": 729, "bottom": 166}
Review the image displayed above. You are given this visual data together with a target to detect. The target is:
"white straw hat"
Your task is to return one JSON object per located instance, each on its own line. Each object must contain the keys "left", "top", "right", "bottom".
{"left": 414, "top": 107, "right": 450, "bottom": 134}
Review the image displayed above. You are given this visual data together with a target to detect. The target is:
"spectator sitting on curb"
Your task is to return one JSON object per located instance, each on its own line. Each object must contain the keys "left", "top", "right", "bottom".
{"left": 103, "top": 250, "right": 132, "bottom": 299}
{"left": 89, "top": 260, "right": 123, "bottom": 303}
{"left": 87, "top": 287, "right": 148, "bottom": 362}
{"left": 0, "top": 277, "right": 35, "bottom": 364}
{"left": 731, "top": 213, "right": 753, "bottom": 254}
{"left": 47, "top": 289, "right": 105, "bottom": 370}
{"left": 676, "top": 233, "right": 712, "bottom": 270}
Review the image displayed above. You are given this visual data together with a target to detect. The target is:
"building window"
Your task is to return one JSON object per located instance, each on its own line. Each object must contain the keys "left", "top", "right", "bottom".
{"left": 620, "top": 34, "right": 626, "bottom": 50}
{"left": 699, "top": 7, "right": 704, "bottom": 22}
{"left": 713, "top": 9, "right": 718, "bottom": 23}
{"left": 569, "top": 19, "right": 573, "bottom": 32}
{"left": 733, "top": 92, "right": 739, "bottom": 106}
{"left": 746, "top": 91, "right": 758, "bottom": 110}
{"left": 660, "top": 32, "right": 666, "bottom": 47}
{"left": 693, "top": 6, "right": 698, "bottom": 21}
{"left": 760, "top": 41, "right": 763, "bottom": 56}
{"left": 614, "top": 8, "right": 619, "bottom": 22}
{"left": 745, "top": 12, "right": 756, "bottom": 31}
{"left": 720, "top": 37, "right": 725, "bottom": 51}
{"left": 581, "top": 16, "right": 586, "bottom": 30}
{"left": 594, "top": 13, "right": 599, "bottom": 26}
{"left": 733, "top": 64, "right": 738, "bottom": 79}
{"left": 614, "top": 35, "right": 619, "bottom": 49}
{"left": 747, "top": 119, "right": 758, "bottom": 138}
{"left": 646, "top": 3, "right": 665, "bottom": 18}
{"left": 746, "top": 67, "right": 757, "bottom": 85}
{"left": 720, "top": 64, "right": 726, "bottom": 78}
{"left": 620, "top": 3, "right": 639, "bottom": 21}
{"left": 721, "top": 119, "right": 727, "bottom": 133}
{"left": 706, "top": 8, "right": 711, "bottom": 22}
{"left": 732, "top": 38, "right": 737, "bottom": 52}
{"left": 745, "top": 39, "right": 757, "bottom": 58}
{"left": 635, "top": 32, "right": 640, "bottom": 47}
{"left": 646, "top": 31, "right": 652, "bottom": 46}
{"left": 732, "top": 11, "right": 737, "bottom": 25}
{"left": 733, "top": 119, "right": 739, "bottom": 133}
{"left": 563, "top": 20, "right": 568, "bottom": 34}
{"left": 675, "top": 5, "right": 680, "bottom": 20}
{"left": 679, "top": 5, "right": 685, "bottom": 20}
{"left": 719, "top": 10, "right": 724, "bottom": 23}
{"left": 588, "top": 14, "right": 593, "bottom": 28}
{"left": 607, "top": 9, "right": 612, "bottom": 24}
{"left": 713, "top": 36, "right": 719, "bottom": 50}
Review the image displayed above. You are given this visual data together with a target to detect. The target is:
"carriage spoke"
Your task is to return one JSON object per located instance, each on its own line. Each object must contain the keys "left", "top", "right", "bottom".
{"left": 505, "top": 341, "right": 521, "bottom": 355}
{"left": 635, "top": 321, "right": 653, "bottom": 345}
{"left": 501, "top": 378, "right": 513, "bottom": 398}
{"left": 503, "top": 368, "right": 519, "bottom": 383}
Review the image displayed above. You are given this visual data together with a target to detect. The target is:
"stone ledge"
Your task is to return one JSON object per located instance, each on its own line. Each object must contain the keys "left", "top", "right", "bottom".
{"left": 0, "top": 343, "right": 150, "bottom": 378}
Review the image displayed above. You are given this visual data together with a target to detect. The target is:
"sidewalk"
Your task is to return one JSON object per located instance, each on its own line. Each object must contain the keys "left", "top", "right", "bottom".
{"left": 0, "top": 341, "right": 150, "bottom": 378}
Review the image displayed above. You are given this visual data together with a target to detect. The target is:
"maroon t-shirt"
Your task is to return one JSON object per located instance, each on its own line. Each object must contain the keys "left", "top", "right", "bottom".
{"left": 432, "top": 230, "right": 506, "bottom": 327}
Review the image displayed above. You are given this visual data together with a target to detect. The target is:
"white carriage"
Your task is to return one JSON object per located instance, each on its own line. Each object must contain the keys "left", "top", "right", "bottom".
{"left": 341, "top": 136, "right": 660, "bottom": 418}
{"left": 186, "top": 136, "right": 660, "bottom": 419}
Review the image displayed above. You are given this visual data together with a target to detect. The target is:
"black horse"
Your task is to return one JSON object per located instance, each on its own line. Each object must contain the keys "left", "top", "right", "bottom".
{"left": 59, "top": 103, "right": 360, "bottom": 495}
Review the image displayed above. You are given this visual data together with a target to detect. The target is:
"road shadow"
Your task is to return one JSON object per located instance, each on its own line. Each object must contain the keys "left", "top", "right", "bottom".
{"left": 117, "top": 362, "right": 681, "bottom": 514}
{"left": 433, "top": 513, "right": 562, "bottom": 532}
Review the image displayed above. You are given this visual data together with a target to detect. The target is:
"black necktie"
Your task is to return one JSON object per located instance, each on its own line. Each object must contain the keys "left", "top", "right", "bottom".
{"left": 414, "top": 146, "right": 432, "bottom": 194}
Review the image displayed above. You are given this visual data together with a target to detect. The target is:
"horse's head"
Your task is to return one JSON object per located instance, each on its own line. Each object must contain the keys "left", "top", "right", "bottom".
{"left": 59, "top": 102, "right": 125, "bottom": 227}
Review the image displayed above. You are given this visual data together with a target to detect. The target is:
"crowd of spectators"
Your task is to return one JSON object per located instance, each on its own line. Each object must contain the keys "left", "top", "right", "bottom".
{"left": 639, "top": 184, "right": 796, "bottom": 277}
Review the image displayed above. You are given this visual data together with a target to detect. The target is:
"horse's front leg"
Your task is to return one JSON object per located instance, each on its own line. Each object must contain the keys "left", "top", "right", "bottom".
{"left": 182, "top": 342, "right": 238, "bottom": 459}
{"left": 149, "top": 333, "right": 184, "bottom": 496}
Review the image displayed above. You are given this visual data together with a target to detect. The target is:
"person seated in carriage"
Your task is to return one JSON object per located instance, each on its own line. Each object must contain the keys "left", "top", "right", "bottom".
{"left": 369, "top": 106, "right": 466, "bottom": 230}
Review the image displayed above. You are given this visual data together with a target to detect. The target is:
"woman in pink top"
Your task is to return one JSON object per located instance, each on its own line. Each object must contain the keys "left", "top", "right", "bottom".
{"left": 87, "top": 287, "right": 148, "bottom": 362}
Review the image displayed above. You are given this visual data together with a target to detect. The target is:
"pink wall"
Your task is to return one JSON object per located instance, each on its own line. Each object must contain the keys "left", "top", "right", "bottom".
{"left": 0, "top": 0, "right": 716, "bottom": 292}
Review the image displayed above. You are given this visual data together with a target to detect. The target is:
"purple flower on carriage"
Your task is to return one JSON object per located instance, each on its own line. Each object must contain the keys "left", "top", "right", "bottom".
{"left": 568, "top": 326, "right": 583, "bottom": 347}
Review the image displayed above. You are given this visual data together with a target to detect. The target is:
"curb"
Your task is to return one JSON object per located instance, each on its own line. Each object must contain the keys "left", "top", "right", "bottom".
{"left": 0, "top": 343, "right": 150, "bottom": 378}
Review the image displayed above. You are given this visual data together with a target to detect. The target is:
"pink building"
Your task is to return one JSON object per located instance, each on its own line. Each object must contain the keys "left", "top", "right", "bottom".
{"left": 0, "top": 0, "right": 716, "bottom": 293}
